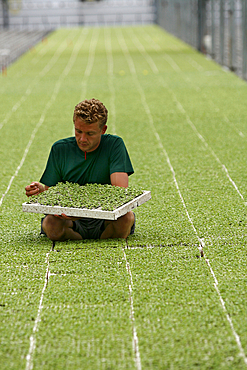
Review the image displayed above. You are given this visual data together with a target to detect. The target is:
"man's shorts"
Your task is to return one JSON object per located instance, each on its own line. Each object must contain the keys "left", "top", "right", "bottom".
{"left": 41, "top": 213, "right": 135, "bottom": 240}
{"left": 41, "top": 216, "right": 105, "bottom": 239}
{"left": 72, "top": 218, "right": 105, "bottom": 239}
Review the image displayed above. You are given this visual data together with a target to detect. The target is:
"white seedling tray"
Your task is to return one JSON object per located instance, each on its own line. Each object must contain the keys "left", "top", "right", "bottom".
{"left": 22, "top": 191, "right": 151, "bottom": 220}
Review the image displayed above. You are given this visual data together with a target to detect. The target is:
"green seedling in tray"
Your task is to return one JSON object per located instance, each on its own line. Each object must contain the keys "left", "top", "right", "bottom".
{"left": 22, "top": 182, "right": 151, "bottom": 219}
{"left": 26, "top": 182, "right": 145, "bottom": 211}
{"left": 23, "top": 182, "right": 151, "bottom": 220}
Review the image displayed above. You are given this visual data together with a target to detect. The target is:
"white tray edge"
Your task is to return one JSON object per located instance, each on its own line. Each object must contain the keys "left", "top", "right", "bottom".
{"left": 113, "top": 190, "right": 151, "bottom": 219}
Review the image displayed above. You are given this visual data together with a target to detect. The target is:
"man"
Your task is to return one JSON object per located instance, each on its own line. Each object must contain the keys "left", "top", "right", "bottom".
{"left": 25, "top": 98, "right": 135, "bottom": 241}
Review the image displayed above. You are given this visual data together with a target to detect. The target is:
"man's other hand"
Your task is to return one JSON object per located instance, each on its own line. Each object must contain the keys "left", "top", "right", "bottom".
{"left": 25, "top": 182, "right": 47, "bottom": 197}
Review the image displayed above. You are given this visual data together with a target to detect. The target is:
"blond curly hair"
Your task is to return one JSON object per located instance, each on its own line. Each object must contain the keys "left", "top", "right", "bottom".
{"left": 73, "top": 98, "right": 108, "bottom": 129}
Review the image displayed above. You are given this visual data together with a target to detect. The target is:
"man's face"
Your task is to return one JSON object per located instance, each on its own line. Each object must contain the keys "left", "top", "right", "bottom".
{"left": 74, "top": 117, "right": 107, "bottom": 153}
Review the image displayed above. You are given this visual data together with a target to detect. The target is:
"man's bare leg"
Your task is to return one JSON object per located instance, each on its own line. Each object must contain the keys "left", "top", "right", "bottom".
{"left": 100, "top": 211, "right": 135, "bottom": 239}
{"left": 42, "top": 215, "right": 82, "bottom": 241}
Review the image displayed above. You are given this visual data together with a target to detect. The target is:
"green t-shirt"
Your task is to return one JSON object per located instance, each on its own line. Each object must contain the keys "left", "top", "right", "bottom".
{"left": 40, "top": 134, "right": 134, "bottom": 187}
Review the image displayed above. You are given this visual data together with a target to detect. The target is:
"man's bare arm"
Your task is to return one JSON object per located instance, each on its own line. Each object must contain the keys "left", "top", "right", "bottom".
{"left": 110, "top": 172, "right": 129, "bottom": 188}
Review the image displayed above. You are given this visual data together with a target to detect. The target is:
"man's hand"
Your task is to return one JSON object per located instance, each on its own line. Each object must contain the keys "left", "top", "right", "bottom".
{"left": 54, "top": 213, "right": 82, "bottom": 221}
{"left": 25, "top": 182, "right": 48, "bottom": 197}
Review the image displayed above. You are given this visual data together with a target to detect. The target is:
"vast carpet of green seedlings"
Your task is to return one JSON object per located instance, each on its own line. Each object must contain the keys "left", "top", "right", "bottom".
{"left": 1, "top": 25, "right": 247, "bottom": 369}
